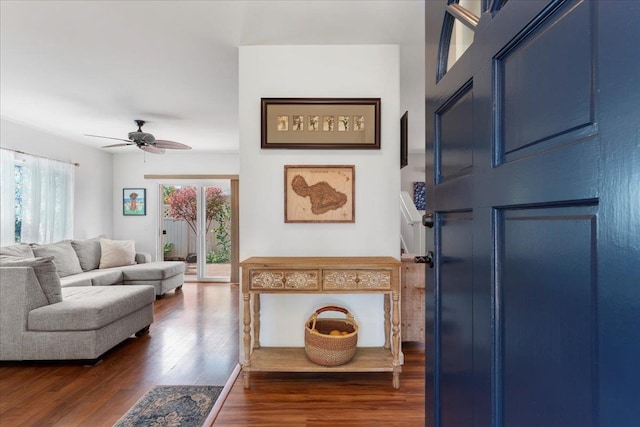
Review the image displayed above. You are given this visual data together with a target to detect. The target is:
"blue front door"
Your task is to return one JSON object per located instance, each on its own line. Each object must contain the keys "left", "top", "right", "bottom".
{"left": 424, "top": 1, "right": 640, "bottom": 425}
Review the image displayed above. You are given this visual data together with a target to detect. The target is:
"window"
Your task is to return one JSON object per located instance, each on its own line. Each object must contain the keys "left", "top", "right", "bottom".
{"left": 438, "top": 0, "right": 497, "bottom": 80}
{"left": 0, "top": 148, "right": 75, "bottom": 245}
{"left": 14, "top": 162, "right": 23, "bottom": 242}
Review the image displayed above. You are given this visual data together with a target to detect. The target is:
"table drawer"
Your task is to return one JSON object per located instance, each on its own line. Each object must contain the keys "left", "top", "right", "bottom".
{"left": 249, "top": 270, "right": 319, "bottom": 290}
{"left": 323, "top": 269, "right": 392, "bottom": 290}
{"left": 284, "top": 270, "right": 320, "bottom": 290}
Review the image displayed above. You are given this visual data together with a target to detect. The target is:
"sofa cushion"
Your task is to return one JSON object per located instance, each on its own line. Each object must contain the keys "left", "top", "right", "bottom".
{"left": 0, "top": 256, "right": 62, "bottom": 304}
{"left": 119, "top": 261, "right": 186, "bottom": 281}
{"left": 0, "top": 243, "right": 34, "bottom": 258}
{"left": 59, "top": 269, "right": 123, "bottom": 288}
{"left": 28, "top": 285, "right": 155, "bottom": 331}
{"left": 31, "top": 241, "right": 83, "bottom": 278}
{"left": 71, "top": 237, "right": 102, "bottom": 271}
{"left": 86, "top": 270, "right": 124, "bottom": 286}
{"left": 135, "top": 252, "right": 152, "bottom": 264}
{"left": 99, "top": 239, "right": 136, "bottom": 269}
{"left": 59, "top": 274, "right": 92, "bottom": 288}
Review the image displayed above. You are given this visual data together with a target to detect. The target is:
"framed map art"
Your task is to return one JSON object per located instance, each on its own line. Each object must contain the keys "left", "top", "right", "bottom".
{"left": 284, "top": 165, "right": 355, "bottom": 223}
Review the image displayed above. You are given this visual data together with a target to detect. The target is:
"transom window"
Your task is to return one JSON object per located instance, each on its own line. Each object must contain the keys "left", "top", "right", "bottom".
{"left": 438, "top": 0, "right": 509, "bottom": 80}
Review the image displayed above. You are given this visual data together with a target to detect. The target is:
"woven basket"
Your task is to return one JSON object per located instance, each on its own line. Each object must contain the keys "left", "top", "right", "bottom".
{"left": 304, "top": 306, "right": 358, "bottom": 366}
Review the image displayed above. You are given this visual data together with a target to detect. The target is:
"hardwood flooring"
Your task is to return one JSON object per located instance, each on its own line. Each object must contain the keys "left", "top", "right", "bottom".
{"left": 216, "top": 341, "right": 426, "bottom": 426}
{"left": 0, "top": 283, "right": 239, "bottom": 427}
{"left": 0, "top": 283, "right": 426, "bottom": 426}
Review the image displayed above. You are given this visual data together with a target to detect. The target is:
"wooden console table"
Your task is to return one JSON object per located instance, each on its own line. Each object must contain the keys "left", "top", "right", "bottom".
{"left": 240, "top": 256, "right": 403, "bottom": 389}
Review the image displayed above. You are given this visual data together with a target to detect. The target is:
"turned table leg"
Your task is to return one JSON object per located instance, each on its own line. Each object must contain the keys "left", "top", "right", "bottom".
{"left": 391, "top": 290, "right": 402, "bottom": 389}
{"left": 384, "top": 294, "right": 391, "bottom": 349}
{"left": 253, "top": 294, "right": 261, "bottom": 349}
{"left": 242, "top": 292, "right": 252, "bottom": 388}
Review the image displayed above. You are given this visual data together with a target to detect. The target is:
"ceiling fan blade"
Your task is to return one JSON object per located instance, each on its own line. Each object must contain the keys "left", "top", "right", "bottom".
{"left": 153, "top": 140, "right": 192, "bottom": 150}
{"left": 84, "top": 134, "right": 132, "bottom": 143}
{"left": 140, "top": 145, "right": 165, "bottom": 154}
{"left": 101, "top": 143, "right": 134, "bottom": 148}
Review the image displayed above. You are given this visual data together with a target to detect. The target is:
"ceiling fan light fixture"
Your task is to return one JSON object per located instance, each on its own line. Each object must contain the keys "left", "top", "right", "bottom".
{"left": 88, "top": 119, "right": 190, "bottom": 154}
{"left": 128, "top": 132, "right": 155, "bottom": 143}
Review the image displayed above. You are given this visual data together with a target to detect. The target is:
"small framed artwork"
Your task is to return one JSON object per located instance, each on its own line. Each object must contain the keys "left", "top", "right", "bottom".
{"left": 284, "top": 165, "right": 355, "bottom": 223}
{"left": 400, "top": 111, "right": 408, "bottom": 168}
{"left": 123, "top": 188, "right": 146, "bottom": 216}
{"left": 262, "top": 98, "right": 381, "bottom": 149}
{"left": 413, "top": 182, "right": 426, "bottom": 211}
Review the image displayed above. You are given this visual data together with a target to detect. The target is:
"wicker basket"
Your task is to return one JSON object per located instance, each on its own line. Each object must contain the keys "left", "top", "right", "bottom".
{"left": 304, "top": 306, "right": 358, "bottom": 366}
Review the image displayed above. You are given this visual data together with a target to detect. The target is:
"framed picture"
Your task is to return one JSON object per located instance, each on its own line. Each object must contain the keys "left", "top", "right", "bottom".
{"left": 284, "top": 165, "right": 355, "bottom": 223}
{"left": 123, "top": 188, "right": 146, "bottom": 216}
{"left": 400, "top": 111, "right": 408, "bottom": 168}
{"left": 413, "top": 182, "right": 426, "bottom": 211}
{"left": 262, "top": 98, "right": 380, "bottom": 149}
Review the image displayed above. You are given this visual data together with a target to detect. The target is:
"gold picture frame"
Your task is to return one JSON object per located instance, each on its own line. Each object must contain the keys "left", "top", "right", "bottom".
{"left": 262, "top": 98, "right": 380, "bottom": 149}
{"left": 284, "top": 165, "right": 355, "bottom": 223}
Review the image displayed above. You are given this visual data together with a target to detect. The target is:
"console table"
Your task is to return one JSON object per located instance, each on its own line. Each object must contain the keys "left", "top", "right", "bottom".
{"left": 240, "top": 256, "right": 403, "bottom": 389}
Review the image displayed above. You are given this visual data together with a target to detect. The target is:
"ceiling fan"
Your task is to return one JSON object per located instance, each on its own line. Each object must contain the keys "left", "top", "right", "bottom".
{"left": 85, "top": 119, "right": 192, "bottom": 154}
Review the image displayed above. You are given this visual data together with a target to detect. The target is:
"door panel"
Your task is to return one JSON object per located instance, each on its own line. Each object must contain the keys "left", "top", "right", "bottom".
{"left": 500, "top": 205, "right": 597, "bottom": 426}
{"left": 200, "top": 184, "right": 232, "bottom": 281}
{"left": 499, "top": 0, "right": 594, "bottom": 156}
{"left": 425, "top": 0, "right": 640, "bottom": 426}
{"left": 438, "top": 211, "right": 474, "bottom": 427}
{"left": 436, "top": 82, "right": 474, "bottom": 182}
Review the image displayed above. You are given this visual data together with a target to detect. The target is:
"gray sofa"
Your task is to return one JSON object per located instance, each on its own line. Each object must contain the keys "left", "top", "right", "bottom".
{"left": 33, "top": 237, "right": 186, "bottom": 298}
{"left": 0, "top": 238, "right": 185, "bottom": 361}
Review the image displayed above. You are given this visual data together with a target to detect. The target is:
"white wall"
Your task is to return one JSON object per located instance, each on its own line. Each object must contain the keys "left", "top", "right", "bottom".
{"left": 400, "top": 42, "right": 426, "bottom": 154}
{"left": 401, "top": 151, "right": 427, "bottom": 196}
{"left": 111, "top": 151, "right": 239, "bottom": 258}
{"left": 400, "top": 153, "right": 433, "bottom": 202}
{"left": 1, "top": 117, "right": 113, "bottom": 239}
{"left": 239, "top": 45, "right": 400, "bottom": 347}
{"left": 399, "top": 40, "right": 427, "bottom": 208}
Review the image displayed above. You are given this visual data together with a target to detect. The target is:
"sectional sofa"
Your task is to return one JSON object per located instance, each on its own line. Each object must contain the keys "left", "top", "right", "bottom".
{"left": 0, "top": 238, "right": 185, "bottom": 361}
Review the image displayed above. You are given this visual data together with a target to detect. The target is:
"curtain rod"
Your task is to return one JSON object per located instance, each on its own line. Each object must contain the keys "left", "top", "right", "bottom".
{"left": 0, "top": 147, "right": 79, "bottom": 167}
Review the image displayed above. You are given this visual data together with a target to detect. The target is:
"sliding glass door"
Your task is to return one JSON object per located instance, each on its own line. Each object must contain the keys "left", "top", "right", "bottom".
{"left": 160, "top": 180, "right": 232, "bottom": 282}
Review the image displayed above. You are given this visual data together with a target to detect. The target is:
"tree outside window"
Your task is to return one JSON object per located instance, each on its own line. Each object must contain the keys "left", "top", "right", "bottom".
{"left": 164, "top": 186, "right": 231, "bottom": 263}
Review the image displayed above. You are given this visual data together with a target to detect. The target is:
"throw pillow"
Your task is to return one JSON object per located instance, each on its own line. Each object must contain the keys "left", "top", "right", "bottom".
{"left": 31, "top": 240, "right": 83, "bottom": 278}
{"left": 99, "top": 239, "right": 136, "bottom": 269}
{"left": 0, "top": 255, "right": 63, "bottom": 304}
{"left": 71, "top": 237, "right": 102, "bottom": 271}
{"left": 0, "top": 243, "right": 35, "bottom": 258}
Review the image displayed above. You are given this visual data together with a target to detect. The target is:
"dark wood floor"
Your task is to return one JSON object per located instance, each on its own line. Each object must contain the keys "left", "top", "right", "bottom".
{"left": 0, "top": 283, "right": 426, "bottom": 426}
{"left": 0, "top": 283, "right": 239, "bottom": 427}
{"left": 217, "top": 341, "right": 426, "bottom": 426}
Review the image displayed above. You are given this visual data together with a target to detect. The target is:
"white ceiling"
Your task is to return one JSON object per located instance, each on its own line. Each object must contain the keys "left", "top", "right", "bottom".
{"left": 1, "top": 1, "right": 424, "bottom": 154}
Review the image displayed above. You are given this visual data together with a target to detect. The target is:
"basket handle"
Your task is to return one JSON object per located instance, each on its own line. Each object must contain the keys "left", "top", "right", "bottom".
{"left": 315, "top": 305, "right": 349, "bottom": 315}
{"left": 309, "top": 306, "right": 355, "bottom": 331}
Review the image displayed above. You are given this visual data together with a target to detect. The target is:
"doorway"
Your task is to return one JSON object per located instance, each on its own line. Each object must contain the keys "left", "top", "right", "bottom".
{"left": 158, "top": 177, "right": 239, "bottom": 283}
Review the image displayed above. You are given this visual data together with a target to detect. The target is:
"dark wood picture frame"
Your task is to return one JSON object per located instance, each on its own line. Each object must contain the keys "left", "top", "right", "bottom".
{"left": 400, "top": 111, "right": 408, "bottom": 168}
{"left": 284, "top": 165, "right": 355, "bottom": 223}
{"left": 262, "top": 98, "right": 381, "bottom": 149}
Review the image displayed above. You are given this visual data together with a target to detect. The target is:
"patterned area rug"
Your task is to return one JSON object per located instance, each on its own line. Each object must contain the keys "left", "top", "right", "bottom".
{"left": 113, "top": 385, "right": 223, "bottom": 427}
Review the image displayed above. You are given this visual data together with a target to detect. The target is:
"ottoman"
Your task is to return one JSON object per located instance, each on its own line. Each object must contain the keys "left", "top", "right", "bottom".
{"left": 119, "top": 261, "right": 186, "bottom": 298}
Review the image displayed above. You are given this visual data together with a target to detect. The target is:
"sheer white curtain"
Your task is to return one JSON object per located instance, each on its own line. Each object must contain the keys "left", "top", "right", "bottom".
{"left": 21, "top": 155, "right": 74, "bottom": 243}
{"left": 0, "top": 149, "right": 16, "bottom": 245}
